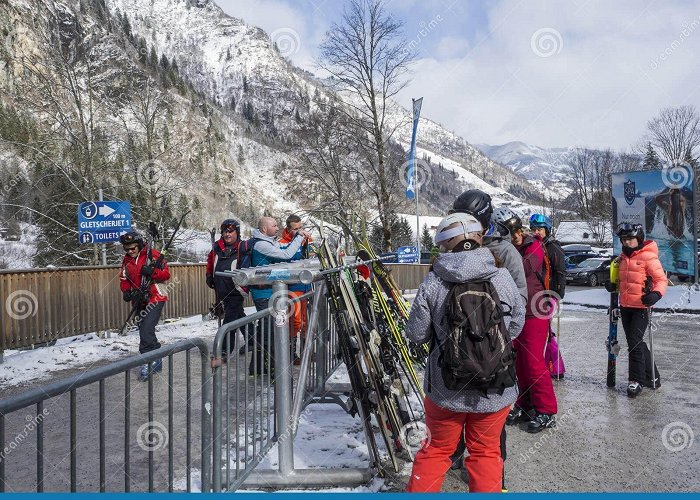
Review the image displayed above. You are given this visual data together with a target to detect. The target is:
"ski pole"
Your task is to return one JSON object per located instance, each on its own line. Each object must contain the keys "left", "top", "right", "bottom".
{"left": 647, "top": 306, "right": 655, "bottom": 389}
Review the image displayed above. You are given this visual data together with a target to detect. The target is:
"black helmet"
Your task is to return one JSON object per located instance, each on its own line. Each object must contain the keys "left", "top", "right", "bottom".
{"left": 220, "top": 218, "right": 240, "bottom": 234}
{"left": 451, "top": 189, "right": 493, "bottom": 229}
{"left": 616, "top": 223, "right": 644, "bottom": 245}
{"left": 119, "top": 231, "right": 145, "bottom": 249}
{"left": 491, "top": 207, "right": 522, "bottom": 236}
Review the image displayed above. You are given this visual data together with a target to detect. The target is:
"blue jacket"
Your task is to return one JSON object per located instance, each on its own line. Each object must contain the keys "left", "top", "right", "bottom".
{"left": 250, "top": 229, "right": 305, "bottom": 300}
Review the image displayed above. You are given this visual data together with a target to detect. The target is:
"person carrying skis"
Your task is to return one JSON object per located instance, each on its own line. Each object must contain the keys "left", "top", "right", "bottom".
{"left": 493, "top": 208, "right": 558, "bottom": 433}
{"left": 278, "top": 214, "right": 313, "bottom": 365}
{"left": 405, "top": 212, "right": 524, "bottom": 493}
{"left": 119, "top": 231, "right": 170, "bottom": 380}
{"left": 529, "top": 213, "right": 566, "bottom": 379}
{"left": 246, "top": 216, "right": 310, "bottom": 375}
{"left": 614, "top": 223, "right": 666, "bottom": 397}
{"left": 206, "top": 219, "right": 247, "bottom": 368}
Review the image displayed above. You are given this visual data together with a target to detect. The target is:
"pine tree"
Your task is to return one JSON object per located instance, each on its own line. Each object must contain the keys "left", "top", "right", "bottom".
{"left": 642, "top": 143, "right": 661, "bottom": 170}
{"left": 149, "top": 47, "right": 158, "bottom": 68}
{"left": 160, "top": 53, "right": 170, "bottom": 71}
{"left": 420, "top": 223, "right": 433, "bottom": 252}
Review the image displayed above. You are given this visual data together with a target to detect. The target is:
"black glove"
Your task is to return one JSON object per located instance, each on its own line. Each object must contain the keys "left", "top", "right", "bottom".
{"left": 604, "top": 282, "right": 617, "bottom": 293}
{"left": 141, "top": 265, "right": 154, "bottom": 277}
{"left": 641, "top": 291, "right": 661, "bottom": 306}
{"left": 206, "top": 275, "right": 215, "bottom": 289}
{"left": 123, "top": 290, "right": 134, "bottom": 302}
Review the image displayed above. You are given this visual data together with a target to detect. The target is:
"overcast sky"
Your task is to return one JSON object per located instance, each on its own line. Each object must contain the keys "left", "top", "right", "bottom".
{"left": 216, "top": 0, "right": 700, "bottom": 151}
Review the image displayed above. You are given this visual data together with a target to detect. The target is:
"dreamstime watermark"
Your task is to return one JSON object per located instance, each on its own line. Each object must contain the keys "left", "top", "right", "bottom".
{"left": 123, "top": 277, "right": 182, "bottom": 333}
{"left": 137, "top": 420, "right": 169, "bottom": 452}
{"left": 661, "top": 160, "right": 693, "bottom": 190}
{"left": 661, "top": 421, "right": 694, "bottom": 452}
{"left": 136, "top": 159, "right": 168, "bottom": 189}
{"left": 2, "top": 168, "right": 25, "bottom": 196}
{"left": 268, "top": 289, "right": 298, "bottom": 327}
{"left": 400, "top": 157, "right": 433, "bottom": 194}
{"left": 650, "top": 15, "right": 700, "bottom": 70}
{"left": 271, "top": 28, "right": 301, "bottom": 58}
{"left": 404, "top": 15, "right": 444, "bottom": 55}
{"left": 398, "top": 420, "right": 430, "bottom": 460}
{"left": 530, "top": 290, "right": 563, "bottom": 320}
{"left": 519, "top": 407, "right": 574, "bottom": 463}
{"left": 5, "top": 289, "right": 38, "bottom": 320}
{"left": 0, "top": 409, "right": 51, "bottom": 463}
{"left": 530, "top": 28, "right": 563, "bottom": 58}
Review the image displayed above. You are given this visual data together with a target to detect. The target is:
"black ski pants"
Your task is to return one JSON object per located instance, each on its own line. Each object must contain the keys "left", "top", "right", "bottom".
{"left": 137, "top": 301, "right": 164, "bottom": 354}
{"left": 620, "top": 306, "right": 660, "bottom": 386}
{"left": 219, "top": 295, "right": 246, "bottom": 357}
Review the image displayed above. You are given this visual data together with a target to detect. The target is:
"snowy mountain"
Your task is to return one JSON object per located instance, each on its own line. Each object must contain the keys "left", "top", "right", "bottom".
{"left": 476, "top": 142, "right": 574, "bottom": 200}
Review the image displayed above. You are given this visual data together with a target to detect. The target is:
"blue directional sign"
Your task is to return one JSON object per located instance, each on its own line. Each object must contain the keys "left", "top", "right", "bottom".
{"left": 397, "top": 245, "right": 419, "bottom": 264}
{"left": 78, "top": 201, "right": 132, "bottom": 244}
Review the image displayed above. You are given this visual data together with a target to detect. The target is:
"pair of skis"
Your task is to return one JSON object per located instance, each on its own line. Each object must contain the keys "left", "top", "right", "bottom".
{"left": 317, "top": 238, "right": 416, "bottom": 474}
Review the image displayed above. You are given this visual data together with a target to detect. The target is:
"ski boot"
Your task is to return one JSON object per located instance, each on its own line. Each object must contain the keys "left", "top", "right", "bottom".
{"left": 506, "top": 406, "right": 534, "bottom": 426}
{"left": 139, "top": 359, "right": 163, "bottom": 381}
{"left": 526, "top": 413, "right": 556, "bottom": 433}
{"left": 627, "top": 381, "right": 642, "bottom": 397}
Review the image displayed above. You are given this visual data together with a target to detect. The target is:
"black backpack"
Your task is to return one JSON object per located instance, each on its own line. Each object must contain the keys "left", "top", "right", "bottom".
{"left": 545, "top": 239, "right": 566, "bottom": 299}
{"left": 236, "top": 238, "right": 260, "bottom": 269}
{"left": 436, "top": 279, "right": 516, "bottom": 393}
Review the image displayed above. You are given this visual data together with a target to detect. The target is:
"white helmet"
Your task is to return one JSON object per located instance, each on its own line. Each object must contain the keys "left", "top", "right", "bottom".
{"left": 434, "top": 212, "right": 483, "bottom": 250}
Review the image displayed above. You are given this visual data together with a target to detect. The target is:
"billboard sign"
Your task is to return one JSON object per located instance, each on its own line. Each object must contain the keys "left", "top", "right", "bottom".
{"left": 611, "top": 167, "right": 695, "bottom": 277}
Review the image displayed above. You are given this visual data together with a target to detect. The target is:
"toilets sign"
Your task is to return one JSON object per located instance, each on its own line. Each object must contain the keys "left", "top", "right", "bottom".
{"left": 78, "top": 201, "right": 132, "bottom": 244}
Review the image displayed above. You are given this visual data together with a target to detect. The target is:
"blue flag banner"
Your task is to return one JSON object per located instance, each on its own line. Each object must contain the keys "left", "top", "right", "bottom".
{"left": 406, "top": 97, "right": 423, "bottom": 200}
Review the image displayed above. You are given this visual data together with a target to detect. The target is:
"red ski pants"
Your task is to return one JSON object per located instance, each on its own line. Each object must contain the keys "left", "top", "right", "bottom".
{"left": 406, "top": 397, "right": 509, "bottom": 493}
{"left": 514, "top": 317, "right": 558, "bottom": 415}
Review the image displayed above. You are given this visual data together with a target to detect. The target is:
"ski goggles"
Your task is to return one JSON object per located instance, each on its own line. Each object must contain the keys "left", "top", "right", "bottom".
{"left": 616, "top": 222, "right": 642, "bottom": 234}
{"left": 120, "top": 233, "right": 140, "bottom": 244}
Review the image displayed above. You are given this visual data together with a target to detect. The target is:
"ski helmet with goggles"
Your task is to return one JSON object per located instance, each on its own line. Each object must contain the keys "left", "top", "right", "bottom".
{"left": 220, "top": 218, "right": 240, "bottom": 235}
{"left": 119, "top": 231, "right": 145, "bottom": 250}
{"left": 616, "top": 222, "right": 644, "bottom": 245}
{"left": 450, "top": 189, "right": 493, "bottom": 229}
{"left": 434, "top": 212, "right": 483, "bottom": 252}
{"left": 529, "top": 213, "right": 552, "bottom": 235}
{"left": 491, "top": 207, "right": 522, "bottom": 236}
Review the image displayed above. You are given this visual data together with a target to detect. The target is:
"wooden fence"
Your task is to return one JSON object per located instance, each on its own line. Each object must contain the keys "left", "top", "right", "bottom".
{"left": 0, "top": 263, "right": 430, "bottom": 355}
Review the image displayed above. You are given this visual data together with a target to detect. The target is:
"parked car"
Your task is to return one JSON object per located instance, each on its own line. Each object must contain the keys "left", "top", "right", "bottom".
{"left": 561, "top": 244, "right": 595, "bottom": 256}
{"left": 566, "top": 257, "right": 613, "bottom": 286}
{"left": 565, "top": 252, "right": 600, "bottom": 269}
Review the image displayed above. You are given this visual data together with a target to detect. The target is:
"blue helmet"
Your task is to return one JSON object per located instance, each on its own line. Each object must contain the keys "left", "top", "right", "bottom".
{"left": 529, "top": 213, "right": 552, "bottom": 231}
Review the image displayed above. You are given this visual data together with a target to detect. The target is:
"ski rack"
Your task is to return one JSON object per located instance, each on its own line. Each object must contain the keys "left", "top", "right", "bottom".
{"left": 214, "top": 258, "right": 390, "bottom": 490}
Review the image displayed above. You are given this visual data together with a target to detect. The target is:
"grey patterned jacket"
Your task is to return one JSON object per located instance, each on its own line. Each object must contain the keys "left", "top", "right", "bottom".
{"left": 407, "top": 247, "right": 525, "bottom": 413}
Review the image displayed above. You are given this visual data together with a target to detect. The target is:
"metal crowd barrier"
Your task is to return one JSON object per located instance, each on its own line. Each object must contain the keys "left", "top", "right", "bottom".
{"left": 0, "top": 339, "right": 211, "bottom": 492}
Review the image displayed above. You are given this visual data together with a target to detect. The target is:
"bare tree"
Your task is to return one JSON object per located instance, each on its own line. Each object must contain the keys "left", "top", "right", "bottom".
{"left": 289, "top": 98, "right": 369, "bottom": 249}
{"left": 318, "top": 0, "right": 415, "bottom": 251}
{"left": 647, "top": 105, "right": 700, "bottom": 165}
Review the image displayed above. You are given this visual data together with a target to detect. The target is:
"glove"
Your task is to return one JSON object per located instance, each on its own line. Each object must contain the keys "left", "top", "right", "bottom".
{"left": 604, "top": 282, "right": 617, "bottom": 293}
{"left": 641, "top": 291, "right": 661, "bottom": 306}
{"left": 123, "top": 290, "right": 134, "bottom": 302}
{"left": 206, "top": 275, "right": 215, "bottom": 289}
{"left": 141, "top": 265, "right": 154, "bottom": 277}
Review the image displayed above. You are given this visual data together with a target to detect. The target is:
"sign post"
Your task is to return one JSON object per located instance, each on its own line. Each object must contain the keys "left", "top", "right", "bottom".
{"left": 397, "top": 245, "right": 419, "bottom": 264}
{"left": 78, "top": 201, "right": 132, "bottom": 245}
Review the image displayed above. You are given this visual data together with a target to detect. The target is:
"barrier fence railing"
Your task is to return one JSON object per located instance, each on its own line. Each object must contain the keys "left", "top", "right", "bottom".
{"left": 1, "top": 263, "right": 428, "bottom": 357}
{"left": 0, "top": 339, "right": 211, "bottom": 493}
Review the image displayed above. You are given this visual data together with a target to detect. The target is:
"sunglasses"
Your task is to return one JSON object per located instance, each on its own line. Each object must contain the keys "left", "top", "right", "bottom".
{"left": 123, "top": 245, "right": 139, "bottom": 252}
{"left": 223, "top": 228, "right": 237, "bottom": 234}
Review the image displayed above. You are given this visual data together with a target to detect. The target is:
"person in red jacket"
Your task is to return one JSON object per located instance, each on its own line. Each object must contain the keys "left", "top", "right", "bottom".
{"left": 492, "top": 208, "right": 557, "bottom": 433}
{"left": 615, "top": 223, "right": 667, "bottom": 397}
{"left": 119, "top": 231, "right": 170, "bottom": 380}
{"left": 206, "top": 219, "right": 247, "bottom": 367}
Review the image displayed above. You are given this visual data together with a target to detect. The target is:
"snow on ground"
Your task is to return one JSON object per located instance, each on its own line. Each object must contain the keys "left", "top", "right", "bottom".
{"left": 566, "top": 284, "right": 700, "bottom": 311}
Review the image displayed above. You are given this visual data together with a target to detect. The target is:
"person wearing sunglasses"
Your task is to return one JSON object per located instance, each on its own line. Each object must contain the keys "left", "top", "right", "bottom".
{"left": 613, "top": 223, "right": 667, "bottom": 397}
{"left": 119, "top": 231, "right": 170, "bottom": 380}
{"left": 206, "top": 219, "right": 247, "bottom": 368}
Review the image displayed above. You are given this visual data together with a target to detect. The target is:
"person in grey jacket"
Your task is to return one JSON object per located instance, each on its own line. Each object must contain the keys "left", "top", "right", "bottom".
{"left": 484, "top": 223, "right": 528, "bottom": 302}
{"left": 405, "top": 213, "right": 525, "bottom": 493}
